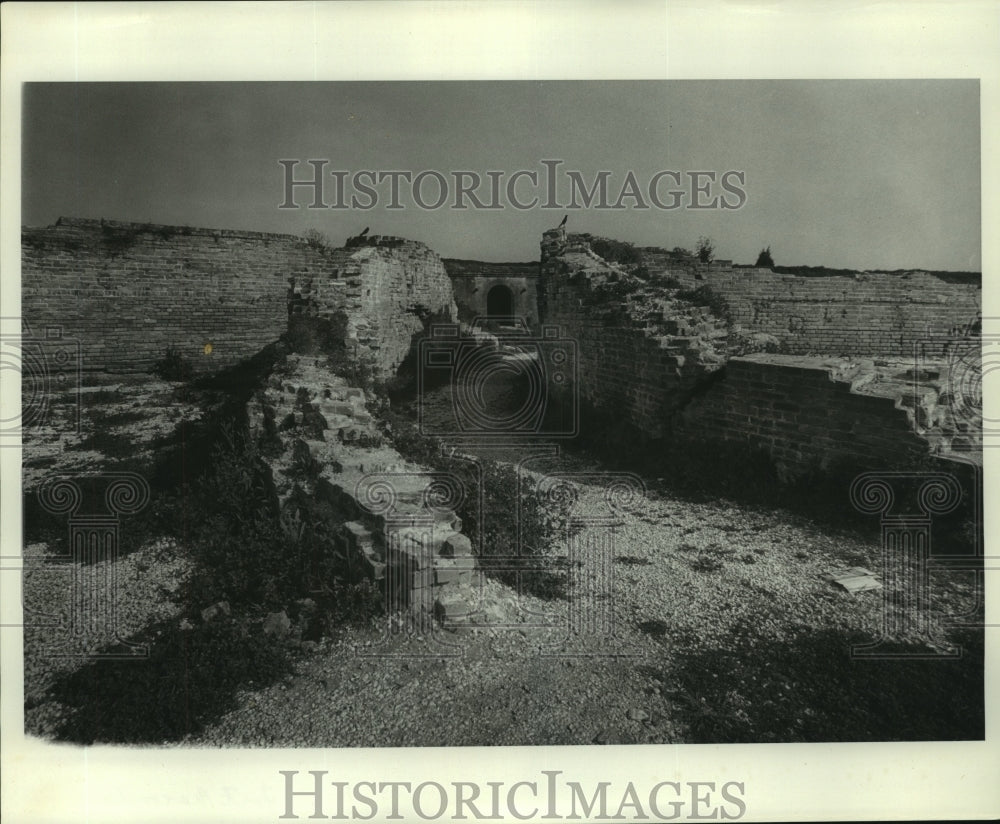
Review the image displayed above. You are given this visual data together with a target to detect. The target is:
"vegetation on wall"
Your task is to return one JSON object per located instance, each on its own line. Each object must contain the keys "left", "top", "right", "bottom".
{"left": 755, "top": 246, "right": 775, "bottom": 268}
{"left": 696, "top": 236, "right": 715, "bottom": 264}
{"left": 382, "top": 408, "right": 571, "bottom": 599}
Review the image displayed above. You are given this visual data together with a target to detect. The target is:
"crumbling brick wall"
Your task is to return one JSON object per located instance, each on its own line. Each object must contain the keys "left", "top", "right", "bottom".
{"left": 21, "top": 219, "right": 456, "bottom": 378}
{"left": 539, "top": 228, "right": 981, "bottom": 476}
{"left": 539, "top": 228, "right": 729, "bottom": 438}
{"left": 639, "top": 250, "right": 980, "bottom": 357}
{"left": 674, "top": 354, "right": 931, "bottom": 479}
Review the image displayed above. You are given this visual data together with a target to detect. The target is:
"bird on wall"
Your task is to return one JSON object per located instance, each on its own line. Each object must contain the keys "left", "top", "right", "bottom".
{"left": 558, "top": 215, "right": 568, "bottom": 228}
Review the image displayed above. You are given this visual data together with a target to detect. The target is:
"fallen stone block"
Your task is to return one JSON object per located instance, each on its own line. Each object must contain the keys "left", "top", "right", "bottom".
{"left": 822, "top": 567, "right": 882, "bottom": 594}
{"left": 440, "top": 532, "right": 473, "bottom": 558}
{"left": 263, "top": 610, "right": 292, "bottom": 637}
{"left": 433, "top": 559, "right": 470, "bottom": 585}
{"left": 323, "top": 401, "right": 355, "bottom": 417}
{"left": 434, "top": 595, "right": 472, "bottom": 622}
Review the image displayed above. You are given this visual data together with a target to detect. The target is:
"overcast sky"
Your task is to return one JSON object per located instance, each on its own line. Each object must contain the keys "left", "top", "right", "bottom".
{"left": 22, "top": 80, "right": 980, "bottom": 271}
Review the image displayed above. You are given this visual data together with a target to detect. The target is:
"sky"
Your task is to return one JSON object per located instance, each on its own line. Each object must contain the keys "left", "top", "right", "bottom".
{"left": 22, "top": 80, "right": 981, "bottom": 271}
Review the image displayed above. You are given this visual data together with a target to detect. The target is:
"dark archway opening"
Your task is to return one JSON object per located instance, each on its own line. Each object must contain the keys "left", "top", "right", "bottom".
{"left": 486, "top": 284, "right": 515, "bottom": 318}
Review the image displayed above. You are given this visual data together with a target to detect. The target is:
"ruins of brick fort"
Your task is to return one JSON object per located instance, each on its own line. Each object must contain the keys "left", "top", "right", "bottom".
{"left": 21, "top": 217, "right": 982, "bottom": 615}
{"left": 22, "top": 216, "right": 982, "bottom": 472}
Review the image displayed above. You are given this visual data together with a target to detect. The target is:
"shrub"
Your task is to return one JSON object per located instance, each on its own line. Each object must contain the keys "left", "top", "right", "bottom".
{"left": 580, "top": 235, "right": 643, "bottom": 265}
{"left": 587, "top": 276, "right": 641, "bottom": 306}
{"left": 696, "top": 236, "right": 715, "bottom": 263}
{"left": 755, "top": 246, "right": 775, "bottom": 268}
{"left": 284, "top": 314, "right": 345, "bottom": 356}
{"left": 381, "top": 410, "right": 570, "bottom": 598}
{"left": 153, "top": 346, "right": 194, "bottom": 381}
{"left": 184, "top": 422, "right": 302, "bottom": 608}
{"left": 471, "top": 460, "right": 570, "bottom": 599}
{"left": 302, "top": 228, "right": 332, "bottom": 250}
{"left": 674, "top": 285, "right": 731, "bottom": 322}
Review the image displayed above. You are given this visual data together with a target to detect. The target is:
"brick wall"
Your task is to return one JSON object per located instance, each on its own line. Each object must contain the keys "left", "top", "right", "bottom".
{"left": 539, "top": 229, "right": 979, "bottom": 476}
{"left": 640, "top": 251, "right": 980, "bottom": 357}
{"left": 540, "top": 229, "right": 728, "bottom": 439}
{"left": 293, "top": 235, "right": 457, "bottom": 377}
{"left": 443, "top": 260, "right": 541, "bottom": 329}
{"left": 675, "top": 354, "right": 930, "bottom": 478}
{"left": 22, "top": 219, "right": 456, "bottom": 377}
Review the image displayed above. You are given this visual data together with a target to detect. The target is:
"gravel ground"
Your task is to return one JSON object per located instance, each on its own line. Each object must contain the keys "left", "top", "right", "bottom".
{"left": 182, "top": 478, "right": 979, "bottom": 747}
{"left": 22, "top": 376, "right": 201, "bottom": 492}
{"left": 21, "top": 377, "right": 983, "bottom": 746}
{"left": 22, "top": 538, "right": 190, "bottom": 737}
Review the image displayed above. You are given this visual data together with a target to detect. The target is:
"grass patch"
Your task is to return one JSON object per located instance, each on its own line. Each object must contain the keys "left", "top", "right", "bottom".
{"left": 382, "top": 408, "right": 571, "bottom": 600}
{"left": 153, "top": 346, "right": 194, "bottom": 381}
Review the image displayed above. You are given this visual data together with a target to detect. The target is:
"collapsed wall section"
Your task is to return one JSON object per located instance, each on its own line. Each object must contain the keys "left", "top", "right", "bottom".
{"left": 539, "top": 228, "right": 980, "bottom": 479}
{"left": 248, "top": 355, "right": 480, "bottom": 618}
{"left": 539, "top": 229, "right": 729, "bottom": 439}
{"left": 347, "top": 237, "right": 458, "bottom": 378}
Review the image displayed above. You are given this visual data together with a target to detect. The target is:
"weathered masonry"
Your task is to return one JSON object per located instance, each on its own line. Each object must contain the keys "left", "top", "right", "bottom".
{"left": 538, "top": 227, "right": 982, "bottom": 478}
{"left": 21, "top": 218, "right": 457, "bottom": 378}
{"left": 443, "top": 259, "right": 541, "bottom": 330}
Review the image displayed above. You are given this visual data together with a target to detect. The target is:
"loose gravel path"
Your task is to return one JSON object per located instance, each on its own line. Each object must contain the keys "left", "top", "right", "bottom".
{"left": 181, "top": 476, "right": 977, "bottom": 747}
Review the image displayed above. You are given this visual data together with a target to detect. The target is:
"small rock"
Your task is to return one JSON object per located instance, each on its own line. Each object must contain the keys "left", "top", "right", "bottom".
{"left": 626, "top": 707, "right": 649, "bottom": 722}
{"left": 293, "top": 597, "right": 317, "bottom": 618}
{"left": 263, "top": 610, "right": 292, "bottom": 637}
{"left": 200, "top": 601, "right": 231, "bottom": 623}
{"left": 179, "top": 618, "right": 195, "bottom": 631}
{"left": 592, "top": 729, "right": 624, "bottom": 745}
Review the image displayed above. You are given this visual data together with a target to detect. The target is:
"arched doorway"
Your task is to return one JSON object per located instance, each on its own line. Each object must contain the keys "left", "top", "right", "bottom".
{"left": 486, "top": 283, "right": 515, "bottom": 318}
